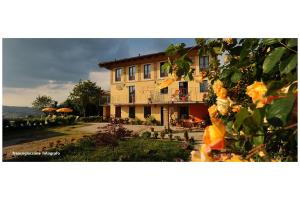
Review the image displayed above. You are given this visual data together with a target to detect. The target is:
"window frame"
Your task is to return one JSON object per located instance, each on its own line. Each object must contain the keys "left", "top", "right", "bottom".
{"left": 160, "top": 62, "right": 168, "bottom": 78}
{"left": 129, "top": 85, "right": 135, "bottom": 103}
{"left": 128, "top": 65, "right": 136, "bottom": 81}
{"left": 144, "top": 64, "right": 151, "bottom": 79}
{"left": 115, "top": 68, "right": 122, "bottom": 82}
{"left": 144, "top": 106, "right": 151, "bottom": 118}
{"left": 200, "top": 80, "right": 208, "bottom": 92}
{"left": 160, "top": 87, "right": 168, "bottom": 94}
{"left": 129, "top": 106, "right": 135, "bottom": 118}
{"left": 199, "top": 56, "right": 209, "bottom": 71}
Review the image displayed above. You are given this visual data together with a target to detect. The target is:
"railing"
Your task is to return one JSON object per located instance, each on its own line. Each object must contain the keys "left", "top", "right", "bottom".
{"left": 111, "top": 87, "right": 207, "bottom": 105}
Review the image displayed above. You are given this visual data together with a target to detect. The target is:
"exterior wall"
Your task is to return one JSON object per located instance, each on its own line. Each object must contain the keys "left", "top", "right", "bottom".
{"left": 107, "top": 50, "right": 209, "bottom": 119}
{"left": 109, "top": 54, "right": 208, "bottom": 107}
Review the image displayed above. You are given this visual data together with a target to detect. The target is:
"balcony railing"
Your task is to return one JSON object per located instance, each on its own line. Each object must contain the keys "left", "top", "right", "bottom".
{"left": 111, "top": 87, "right": 207, "bottom": 105}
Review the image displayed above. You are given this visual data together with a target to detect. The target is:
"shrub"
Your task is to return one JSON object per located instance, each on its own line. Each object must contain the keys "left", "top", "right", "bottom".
{"left": 130, "top": 117, "right": 143, "bottom": 125}
{"left": 153, "top": 131, "right": 159, "bottom": 139}
{"left": 175, "top": 136, "right": 182, "bottom": 141}
{"left": 189, "top": 136, "right": 195, "bottom": 145}
{"left": 169, "top": 133, "right": 173, "bottom": 140}
{"left": 79, "top": 116, "right": 101, "bottom": 122}
{"left": 141, "top": 131, "right": 151, "bottom": 139}
{"left": 160, "top": 131, "right": 166, "bottom": 139}
{"left": 184, "top": 131, "right": 189, "bottom": 141}
{"left": 144, "top": 115, "right": 158, "bottom": 126}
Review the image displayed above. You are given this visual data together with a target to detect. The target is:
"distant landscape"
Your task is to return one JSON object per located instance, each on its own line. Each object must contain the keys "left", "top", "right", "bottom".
{"left": 2, "top": 106, "right": 43, "bottom": 119}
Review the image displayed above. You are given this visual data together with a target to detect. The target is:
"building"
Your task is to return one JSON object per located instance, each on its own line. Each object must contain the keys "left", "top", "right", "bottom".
{"left": 99, "top": 47, "right": 209, "bottom": 126}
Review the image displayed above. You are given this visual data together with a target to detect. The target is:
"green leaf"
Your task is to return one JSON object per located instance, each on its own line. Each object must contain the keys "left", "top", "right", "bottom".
{"left": 231, "top": 71, "right": 242, "bottom": 83}
{"left": 220, "top": 69, "right": 232, "bottom": 79}
{"left": 253, "top": 130, "right": 264, "bottom": 146}
{"left": 266, "top": 95, "right": 295, "bottom": 126}
{"left": 287, "top": 38, "right": 297, "bottom": 48}
{"left": 263, "top": 38, "right": 280, "bottom": 45}
{"left": 263, "top": 47, "right": 286, "bottom": 73}
{"left": 240, "top": 39, "right": 252, "bottom": 61}
{"left": 266, "top": 80, "right": 286, "bottom": 95}
{"left": 235, "top": 108, "right": 250, "bottom": 130}
{"left": 253, "top": 108, "right": 263, "bottom": 126}
{"left": 280, "top": 54, "right": 297, "bottom": 75}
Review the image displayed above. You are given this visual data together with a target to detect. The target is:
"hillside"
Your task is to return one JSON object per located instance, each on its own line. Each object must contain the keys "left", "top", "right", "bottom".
{"left": 2, "top": 106, "right": 43, "bottom": 119}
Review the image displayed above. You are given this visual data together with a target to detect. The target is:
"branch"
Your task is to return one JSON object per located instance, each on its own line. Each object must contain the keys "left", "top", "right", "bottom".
{"left": 279, "top": 41, "right": 297, "bottom": 53}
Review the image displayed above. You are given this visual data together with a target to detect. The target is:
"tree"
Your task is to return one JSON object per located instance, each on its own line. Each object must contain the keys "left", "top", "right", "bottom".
{"left": 32, "top": 95, "right": 54, "bottom": 110}
{"left": 164, "top": 39, "right": 297, "bottom": 161}
{"left": 68, "top": 80, "right": 104, "bottom": 117}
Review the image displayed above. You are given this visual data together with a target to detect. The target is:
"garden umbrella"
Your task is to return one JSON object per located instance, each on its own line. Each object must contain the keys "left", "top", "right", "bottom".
{"left": 42, "top": 107, "right": 57, "bottom": 112}
{"left": 56, "top": 108, "right": 73, "bottom": 113}
{"left": 159, "top": 78, "right": 175, "bottom": 89}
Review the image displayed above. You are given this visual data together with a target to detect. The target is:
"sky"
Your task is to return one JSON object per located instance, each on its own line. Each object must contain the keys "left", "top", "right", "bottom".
{"left": 2, "top": 38, "right": 195, "bottom": 106}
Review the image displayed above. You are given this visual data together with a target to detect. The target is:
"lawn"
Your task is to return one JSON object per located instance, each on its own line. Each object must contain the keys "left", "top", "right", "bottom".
{"left": 8, "top": 138, "right": 191, "bottom": 162}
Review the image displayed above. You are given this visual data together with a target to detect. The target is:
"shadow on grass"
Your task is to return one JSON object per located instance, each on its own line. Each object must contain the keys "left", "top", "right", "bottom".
{"left": 3, "top": 128, "right": 67, "bottom": 147}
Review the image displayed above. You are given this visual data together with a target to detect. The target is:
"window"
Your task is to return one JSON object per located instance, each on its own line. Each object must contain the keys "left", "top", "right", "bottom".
{"left": 200, "top": 56, "right": 209, "bottom": 71}
{"left": 200, "top": 80, "right": 208, "bottom": 92}
{"left": 160, "top": 62, "right": 168, "bottom": 77}
{"left": 115, "top": 106, "right": 121, "bottom": 118}
{"left": 129, "top": 106, "right": 135, "bottom": 118}
{"left": 129, "top": 86, "right": 135, "bottom": 103}
{"left": 144, "top": 64, "right": 151, "bottom": 79}
{"left": 160, "top": 87, "right": 168, "bottom": 94}
{"left": 128, "top": 66, "right": 135, "bottom": 81}
{"left": 115, "top": 68, "right": 122, "bottom": 82}
{"left": 144, "top": 106, "right": 151, "bottom": 118}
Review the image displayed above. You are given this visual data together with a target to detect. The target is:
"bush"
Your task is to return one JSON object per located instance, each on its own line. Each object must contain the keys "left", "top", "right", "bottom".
{"left": 184, "top": 131, "right": 189, "bottom": 141}
{"left": 153, "top": 131, "right": 159, "bottom": 139}
{"left": 144, "top": 115, "right": 158, "bottom": 126}
{"left": 169, "top": 133, "right": 173, "bottom": 140}
{"left": 130, "top": 117, "right": 143, "bottom": 125}
{"left": 160, "top": 131, "right": 166, "bottom": 139}
{"left": 79, "top": 116, "right": 101, "bottom": 122}
{"left": 141, "top": 131, "right": 151, "bottom": 139}
{"left": 175, "top": 136, "right": 182, "bottom": 141}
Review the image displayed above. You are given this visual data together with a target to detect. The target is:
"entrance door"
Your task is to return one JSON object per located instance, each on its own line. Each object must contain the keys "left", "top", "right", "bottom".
{"left": 160, "top": 106, "right": 164, "bottom": 125}
{"left": 115, "top": 106, "right": 121, "bottom": 118}
{"left": 179, "top": 106, "right": 189, "bottom": 119}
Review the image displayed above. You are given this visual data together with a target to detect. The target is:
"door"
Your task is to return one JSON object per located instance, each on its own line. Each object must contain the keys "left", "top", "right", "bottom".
{"left": 115, "top": 106, "right": 121, "bottom": 118}
{"left": 160, "top": 106, "right": 164, "bottom": 126}
{"left": 179, "top": 106, "right": 189, "bottom": 119}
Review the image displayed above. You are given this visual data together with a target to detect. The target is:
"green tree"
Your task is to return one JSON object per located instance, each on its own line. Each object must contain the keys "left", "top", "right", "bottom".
{"left": 68, "top": 80, "right": 104, "bottom": 117}
{"left": 32, "top": 95, "right": 54, "bottom": 110}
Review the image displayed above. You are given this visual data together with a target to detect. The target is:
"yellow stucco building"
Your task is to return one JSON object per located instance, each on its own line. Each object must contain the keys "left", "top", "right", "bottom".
{"left": 99, "top": 47, "right": 209, "bottom": 126}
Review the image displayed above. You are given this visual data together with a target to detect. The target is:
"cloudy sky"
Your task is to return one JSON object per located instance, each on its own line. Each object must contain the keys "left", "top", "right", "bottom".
{"left": 3, "top": 38, "right": 195, "bottom": 106}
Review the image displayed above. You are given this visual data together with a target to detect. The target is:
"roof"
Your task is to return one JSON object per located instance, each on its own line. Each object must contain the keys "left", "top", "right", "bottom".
{"left": 98, "top": 46, "right": 198, "bottom": 69}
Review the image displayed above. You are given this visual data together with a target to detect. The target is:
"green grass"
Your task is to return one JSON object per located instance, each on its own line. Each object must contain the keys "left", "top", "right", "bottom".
{"left": 9, "top": 138, "right": 191, "bottom": 162}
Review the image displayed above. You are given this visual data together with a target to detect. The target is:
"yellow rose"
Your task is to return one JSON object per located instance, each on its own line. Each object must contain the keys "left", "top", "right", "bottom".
{"left": 200, "top": 144, "right": 213, "bottom": 162}
{"left": 232, "top": 105, "right": 241, "bottom": 113}
{"left": 224, "top": 154, "right": 247, "bottom": 162}
{"left": 208, "top": 104, "right": 218, "bottom": 119}
{"left": 212, "top": 80, "right": 224, "bottom": 95}
{"left": 216, "top": 97, "right": 229, "bottom": 116}
{"left": 191, "top": 150, "right": 201, "bottom": 162}
{"left": 218, "top": 105, "right": 228, "bottom": 115}
{"left": 216, "top": 87, "right": 227, "bottom": 99}
{"left": 203, "top": 120, "right": 226, "bottom": 150}
{"left": 224, "top": 54, "right": 231, "bottom": 65}
{"left": 224, "top": 38, "right": 234, "bottom": 45}
{"left": 246, "top": 81, "right": 267, "bottom": 107}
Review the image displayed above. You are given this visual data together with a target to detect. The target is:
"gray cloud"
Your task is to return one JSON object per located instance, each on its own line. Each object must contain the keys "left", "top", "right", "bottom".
{"left": 3, "top": 38, "right": 195, "bottom": 88}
